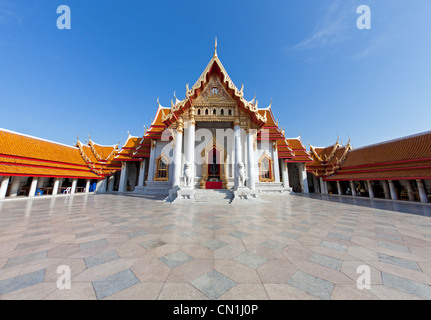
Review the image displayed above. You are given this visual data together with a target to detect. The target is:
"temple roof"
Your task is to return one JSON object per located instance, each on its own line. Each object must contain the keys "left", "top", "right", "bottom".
{"left": 325, "top": 131, "right": 431, "bottom": 181}
{"left": 162, "top": 43, "right": 266, "bottom": 127}
{"left": 0, "top": 129, "right": 102, "bottom": 179}
{"left": 284, "top": 136, "right": 313, "bottom": 163}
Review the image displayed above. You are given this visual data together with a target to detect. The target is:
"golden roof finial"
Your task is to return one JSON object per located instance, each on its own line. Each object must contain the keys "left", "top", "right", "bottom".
{"left": 214, "top": 37, "right": 218, "bottom": 57}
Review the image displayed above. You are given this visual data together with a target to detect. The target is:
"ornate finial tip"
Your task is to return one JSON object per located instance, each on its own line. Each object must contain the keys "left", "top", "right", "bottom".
{"left": 214, "top": 37, "right": 218, "bottom": 56}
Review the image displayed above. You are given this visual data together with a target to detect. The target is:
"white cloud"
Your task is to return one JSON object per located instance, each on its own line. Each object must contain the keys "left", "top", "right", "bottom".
{"left": 0, "top": 0, "right": 24, "bottom": 28}
{"left": 283, "top": 1, "right": 353, "bottom": 58}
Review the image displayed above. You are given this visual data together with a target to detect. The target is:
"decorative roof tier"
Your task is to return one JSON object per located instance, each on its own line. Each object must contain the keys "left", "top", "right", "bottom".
{"left": 76, "top": 139, "right": 122, "bottom": 177}
{"left": 284, "top": 137, "right": 314, "bottom": 163}
{"left": 307, "top": 140, "right": 352, "bottom": 177}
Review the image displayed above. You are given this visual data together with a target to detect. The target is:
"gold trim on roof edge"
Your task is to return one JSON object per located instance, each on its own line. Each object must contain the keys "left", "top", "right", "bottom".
{"left": 162, "top": 53, "right": 266, "bottom": 125}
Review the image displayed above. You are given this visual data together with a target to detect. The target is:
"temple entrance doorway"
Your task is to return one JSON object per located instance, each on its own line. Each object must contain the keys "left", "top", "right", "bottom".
{"left": 199, "top": 137, "right": 228, "bottom": 190}
{"left": 207, "top": 147, "right": 222, "bottom": 189}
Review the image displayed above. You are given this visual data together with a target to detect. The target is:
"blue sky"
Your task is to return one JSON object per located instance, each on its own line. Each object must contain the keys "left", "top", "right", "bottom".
{"left": 0, "top": 0, "right": 430, "bottom": 149}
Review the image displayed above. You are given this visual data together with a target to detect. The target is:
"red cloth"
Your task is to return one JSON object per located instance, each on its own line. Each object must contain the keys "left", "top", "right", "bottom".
{"left": 206, "top": 181, "right": 222, "bottom": 189}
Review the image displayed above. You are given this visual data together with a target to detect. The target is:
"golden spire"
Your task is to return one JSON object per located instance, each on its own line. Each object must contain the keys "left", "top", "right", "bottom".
{"left": 214, "top": 37, "right": 218, "bottom": 57}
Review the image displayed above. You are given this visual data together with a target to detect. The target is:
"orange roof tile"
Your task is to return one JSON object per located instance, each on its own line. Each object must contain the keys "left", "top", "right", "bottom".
{"left": 0, "top": 129, "right": 102, "bottom": 179}
{"left": 326, "top": 131, "right": 431, "bottom": 181}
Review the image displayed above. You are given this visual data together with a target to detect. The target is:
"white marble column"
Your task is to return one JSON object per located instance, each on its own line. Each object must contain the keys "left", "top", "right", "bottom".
{"left": 52, "top": 178, "right": 61, "bottom": 195}
{"left": 172, "top": 120, "right": 184, "bottom": 189}
{"left": 273, "top": 142, "right": 280, "bottom": 183}
{"left": 301, "top": 163, "right": 309, "bottom": 194}
{"left": 119, "top": 162, "right": 128, "bottom": 192}
{"left": 138, "top": 159, "right": 147, "bottom": 188}
{"left": 350, "top": 180, "right": 357, "bottom": 196}
{"left": 185, "top": 114, "right": 195, "bottom": 189}
{"left": 85, "top": 179, "right": 91, "bottom": 193}
{"left": 234, "top": 119, "right": 242, "bottom": 188}
{"left": 71, "top": 179, "right": 78, "bottom": 194}
{"left": 107, "top": 176, "right": 115, "bottom": 192}
{"left": 382, "top": 180, "right": 390, "bottom": 199}
{"left": 246, "top": 129, "right": 256, "bottom": 190}
{"left": 147, "top": 140, "right": 157, "bottom": 182}
{"left": 388, "top": 180, "right": 398, "bottom": 200}
{"left": 29, "top": 177, "right": 39, "bottom": 197}
{"left": 320, "top": 177, "right": 327, "bottom": 194}
{"left": 282, "top": 161, "right": 290, "bottom": 189}
{"left": 95, "top": 177, "right": 107, "bottom": 194}
{"left": 406, "top": 180, "right": 415, "bottom": 201}
{"left": 337, "top": 181, "right": 342, "bottom": 195}
{"left": 367, "top": 180, "right": 374, "bottom": 198}
{"left": 417, "top": 179, "right": 429, "bottom": 203}
{"left": 0, "top": 176, "right": 10, "bottom": 199}
{"left": 9, "top": 176, "right": 22, "bottom": 197}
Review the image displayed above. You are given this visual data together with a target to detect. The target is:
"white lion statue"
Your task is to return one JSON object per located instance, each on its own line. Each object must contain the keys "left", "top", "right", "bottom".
{"left": 238, "top": 162, "right": 245, "bottom": 187}
{"left": 183, "top": 162, "right": 193, "bottom": 187}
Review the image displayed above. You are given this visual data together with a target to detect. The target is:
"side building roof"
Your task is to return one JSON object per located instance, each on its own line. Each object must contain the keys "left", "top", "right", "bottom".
{"left": 325, "top": 131, "right": 431, "bottom": 181}
{"left": 0, "top": 129, "right": 103, "bottom": 179}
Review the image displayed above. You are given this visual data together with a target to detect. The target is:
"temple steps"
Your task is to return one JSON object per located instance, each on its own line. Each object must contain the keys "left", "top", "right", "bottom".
{"left": 193, "top": 189, "right": 234, "bottom": 204}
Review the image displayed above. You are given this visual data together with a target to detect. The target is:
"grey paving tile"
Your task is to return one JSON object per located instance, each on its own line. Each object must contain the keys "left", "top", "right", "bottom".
{"left": 206, "top": 224, "right": 222, "bottom": 231}
{"left": 181, "top": 230, "right": 199, "bottom": 238}
{"left": 376, "top": 233, "right": 403, "bottom": 241}
{"left": 382, "top": 272, "right": 431, "bottom": 299}
{"left": 202, "top": 239, "right": 227, "bottom": 251}
{"left": 128, "top": 229, "right": 149, "bottom": 238}
{"left": 15, "top": 238, "right": 50, "bottom": 250}
{"left": 278, "top": 231, "right": 300, "bottom": 240}
{"left": 288, "top": 271, "right": 334, "bottom": 300}
{"left": 76, "top": 230, "right": 99, "bottom": 239}
{"left": 5, "top": 251, "right": 47, "bottom": 268}
{"left": 379, "top": 253, "right": 421, "bottom": 271}
{"left": 378, "top": 241, "right": 410, "bottom": 253}
{"left": 80, "top": 239, "right": 108, "bottom": 250}
{"left": 22, "top": 230, "right": 51, "bottom": 238}
{"left": 140, "top": 238, "right": 167, "bottom": 250}
{"left": 320, "top": 241, "right": 347, "bottom": 253}
{"left": 0, "top": 269, "right": 45, "bottom": 295}
{"left": 332, "top": 226, "right": 355, "bottom": 233}
{"left": 160, "top": 251, "right": 194, "bottom": 268}
{"left": 248, "top": 224, "right": 265, "bottom": 231}
{"left": 85, "top": 250, "right": 120, "bottom": 268}
{"left": 229, "top": 230, "right": 250, "bottom": 239}
{"left": 234, "top": 251, "right": 268, "bottom": 269}
{"left": 308, "top": 253, "right": 343, "bottom": 270}
{"left": 263, "top": 220, "right": 278, "bottom": 225}
{"left": 162, "top": 224, "right": 178, "bottom": 230}
{"left": 191, "top": 270, "right": 236, "bottom": 300}
{"left": 291, "top": 225, "right": 310, "bottom": 232}
{"left": 261, "top": 240, "right": 287, "bottom": 251}
{"left": 328, "top": 232, "right": 351, "bottom": 241}
{"left": 92, "top": 269, "right": 140, "bottom": 300}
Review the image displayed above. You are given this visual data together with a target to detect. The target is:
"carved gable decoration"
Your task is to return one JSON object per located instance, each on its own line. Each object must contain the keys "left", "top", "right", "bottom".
{"left": 193, "top": 75, "right": 236, "bottom": 107}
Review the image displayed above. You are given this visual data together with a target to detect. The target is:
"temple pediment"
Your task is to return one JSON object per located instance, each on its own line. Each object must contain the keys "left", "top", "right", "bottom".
{"left": 193, "top": 74, "right": 236, "bottom": 107}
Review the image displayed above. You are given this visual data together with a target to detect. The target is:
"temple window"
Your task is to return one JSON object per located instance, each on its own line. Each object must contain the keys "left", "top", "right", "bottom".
{"left": 197, "top": 109, "right": 201, "bottom": 116}
{"left": 258, "top": 155, "right": 273, "bottom": 182}
{"left": 220, "top": 109, "right": 224, "bottom": 116}
{"left": 154, "top": 156, "right": 169, "bottom": 181}
{"left": 228, "top": 109, "right": 232, "bottom": 116}
{"left": 205, "top": 109, "right": 209, "bottom": 115}
{"left": 213, "top": 109, "right": 217, "bottom": 115}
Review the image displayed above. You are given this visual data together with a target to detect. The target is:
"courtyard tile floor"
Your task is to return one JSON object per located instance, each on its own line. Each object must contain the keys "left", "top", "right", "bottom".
{"left": 0, "top": 193, "right": 431, "bottom": 300}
